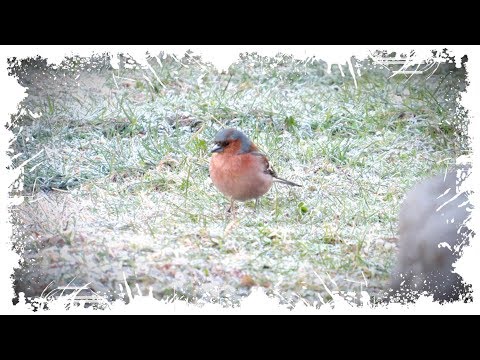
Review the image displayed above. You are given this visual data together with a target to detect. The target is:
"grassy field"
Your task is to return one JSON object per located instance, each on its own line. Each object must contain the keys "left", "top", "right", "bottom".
{"left": 8, "top": 51, "right": 470, "bottom": 309}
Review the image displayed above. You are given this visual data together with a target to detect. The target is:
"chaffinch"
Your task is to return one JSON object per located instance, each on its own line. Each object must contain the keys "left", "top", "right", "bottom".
{"left": 209, "top": 128, "right": 301, "bottom": 213}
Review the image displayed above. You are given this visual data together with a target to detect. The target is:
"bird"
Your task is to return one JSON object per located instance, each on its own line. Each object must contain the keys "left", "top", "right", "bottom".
{"left": 209, "top": 128, "right": 301, "bottom": 214}
{"left": 387, "top": 164, "right": 473, "bottom": 303}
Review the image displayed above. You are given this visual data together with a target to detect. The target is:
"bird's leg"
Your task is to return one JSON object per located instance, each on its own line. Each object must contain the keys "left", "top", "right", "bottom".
{"left": 231, "top": 198, "right": 236, "bottom": 220}
{"left": 254, "top": 198, "right": 259, "bottom": 212}
{"left": 226, "top": 198, "right": 236, "bottom": 217}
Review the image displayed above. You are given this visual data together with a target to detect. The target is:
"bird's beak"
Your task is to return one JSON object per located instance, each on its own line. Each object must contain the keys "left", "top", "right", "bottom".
{"left": 210, "top": 144, "right": 223, "bottom": 153}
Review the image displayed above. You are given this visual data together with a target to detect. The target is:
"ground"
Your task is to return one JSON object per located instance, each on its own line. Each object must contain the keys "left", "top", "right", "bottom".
{"left": 7, "top": 50, "right": 470, "bottom": 309}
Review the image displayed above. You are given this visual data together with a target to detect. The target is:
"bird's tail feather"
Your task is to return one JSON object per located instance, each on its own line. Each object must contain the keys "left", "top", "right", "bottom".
{"left": 274, "top": 176, "right": 302, "bottom": 187}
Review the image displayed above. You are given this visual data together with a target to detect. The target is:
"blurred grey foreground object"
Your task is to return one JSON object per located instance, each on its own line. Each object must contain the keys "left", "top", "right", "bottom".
{"left": 388, "top": 165, "right": 474, "bottom": 303}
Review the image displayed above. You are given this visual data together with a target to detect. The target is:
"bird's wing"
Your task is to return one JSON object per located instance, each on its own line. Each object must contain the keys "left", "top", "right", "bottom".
{"left": 250, "top": 151, "right": 302, "bottom": 187}
{"left": 250, "top": 151, "right": 277, "bottom": 177}
{"left": 250, "top": 151, "right": 301, "bottom": 187}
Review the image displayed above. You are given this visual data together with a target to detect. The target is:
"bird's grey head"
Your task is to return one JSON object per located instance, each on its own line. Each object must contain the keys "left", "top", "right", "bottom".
{"left": 210, "top": 128, "right": 252, "bottom": 154}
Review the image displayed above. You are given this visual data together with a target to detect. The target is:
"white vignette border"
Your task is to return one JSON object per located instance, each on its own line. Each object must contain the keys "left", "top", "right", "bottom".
{"left": 1, "top": 45, "right": 478, "bottom": 314}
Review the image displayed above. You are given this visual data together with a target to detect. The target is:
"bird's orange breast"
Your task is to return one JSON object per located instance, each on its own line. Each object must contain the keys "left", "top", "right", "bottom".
{"left": 209, "top": 152, "right": 273, "bottom": 201}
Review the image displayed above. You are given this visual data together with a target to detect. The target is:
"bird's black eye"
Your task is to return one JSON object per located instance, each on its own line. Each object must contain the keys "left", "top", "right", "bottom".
{"left": 218, "top": 141, "right": 229, "bottom": 147}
